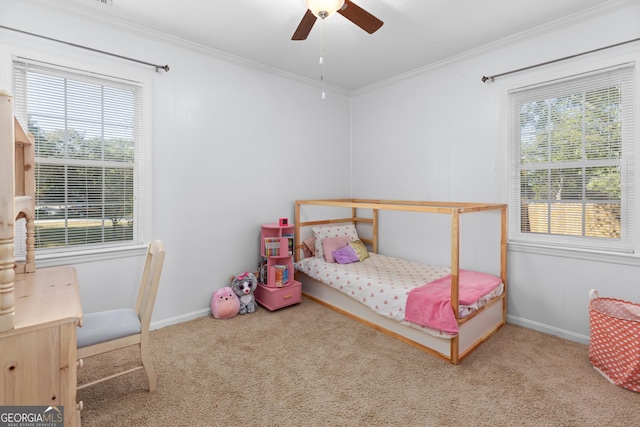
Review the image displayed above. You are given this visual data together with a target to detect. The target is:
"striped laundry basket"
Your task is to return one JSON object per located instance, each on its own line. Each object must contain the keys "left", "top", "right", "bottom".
{"left": 589, "top": 289, "right": 640, "bottom": 393}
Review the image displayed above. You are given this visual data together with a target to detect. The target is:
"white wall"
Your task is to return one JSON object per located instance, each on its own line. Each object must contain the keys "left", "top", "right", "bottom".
{"left": 0, "top": 0, "right": 352, "bottom": 327}
{"left": 350, "top": 2, "right": 640, "bottom": 343}
{"left": 2, "top": 0, "right": 639, "bottom": 344}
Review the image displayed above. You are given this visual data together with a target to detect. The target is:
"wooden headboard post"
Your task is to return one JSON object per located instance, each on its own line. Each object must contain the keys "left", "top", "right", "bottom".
{"left": 372, "top": 208, "right": 378, "bottom": 254}
{"left": 294, "top": 201, "right": 301, "bottom": 262}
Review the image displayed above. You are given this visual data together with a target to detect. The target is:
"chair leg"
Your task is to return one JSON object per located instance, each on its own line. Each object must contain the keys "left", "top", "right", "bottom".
{"left": 140, "top": 340, "right": 157, "bottom": 392}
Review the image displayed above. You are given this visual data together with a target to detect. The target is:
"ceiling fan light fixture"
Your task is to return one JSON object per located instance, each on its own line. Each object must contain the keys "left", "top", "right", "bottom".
{"left": 305, "top": 0, "right": 345, "bottom": 19}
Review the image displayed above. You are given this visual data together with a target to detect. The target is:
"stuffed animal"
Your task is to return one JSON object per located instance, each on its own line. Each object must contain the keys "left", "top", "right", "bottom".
{"left": 211, "top": 286, "right": 240, "bottom": 319}
{"left": 230, "top": 272, "right": 258, "bottom": 314}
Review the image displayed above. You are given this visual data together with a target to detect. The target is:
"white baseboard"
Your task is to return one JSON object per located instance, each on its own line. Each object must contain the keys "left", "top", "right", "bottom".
{"left": 507, "top": 314, "right": 589, "bottom": 345}
{"left": 150, "top": 308, "right": 211, "bottom": 331}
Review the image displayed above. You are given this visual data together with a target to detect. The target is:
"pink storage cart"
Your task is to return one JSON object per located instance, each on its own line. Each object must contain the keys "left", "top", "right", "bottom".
{"left": 589, "top": 289, "right": 640, "bottom": 393}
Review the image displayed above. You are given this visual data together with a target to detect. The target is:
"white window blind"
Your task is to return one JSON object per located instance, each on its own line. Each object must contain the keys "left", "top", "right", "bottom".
{"left": 12, "top": 58, "right": 144, "bottom": 253}
{"left": 508, "top": 63, "right": 635, "bottom": 253}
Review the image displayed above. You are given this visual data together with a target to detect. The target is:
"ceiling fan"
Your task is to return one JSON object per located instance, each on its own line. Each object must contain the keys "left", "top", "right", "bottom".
{"left": 292, "top": 0, "right": 384, "bottom": 41}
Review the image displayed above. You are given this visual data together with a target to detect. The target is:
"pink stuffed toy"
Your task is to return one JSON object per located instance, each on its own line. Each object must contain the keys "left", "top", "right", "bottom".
{"left": 211, "top": 286, "right": 240, "bottom": 319}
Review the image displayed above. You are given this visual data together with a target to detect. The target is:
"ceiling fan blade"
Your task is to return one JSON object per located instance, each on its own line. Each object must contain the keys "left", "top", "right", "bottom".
{"left": 338, "top": 0, "right": 384, "bottom": 34}
{"left": 292, "top": 9, "right": 317, "bottom": 40}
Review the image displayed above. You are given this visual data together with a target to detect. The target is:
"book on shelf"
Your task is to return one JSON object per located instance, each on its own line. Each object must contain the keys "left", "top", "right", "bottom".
{"left": 258, "top": 260, "right": 268, "bottom": 285}
{"left": 264, "top": 237, "right": 280, "bottom": 257}
{"left": 273, "top": 264, "right": 288, "bottom": 287}
{"left": 283, "top": 233, "right": 294, "bottom": 256}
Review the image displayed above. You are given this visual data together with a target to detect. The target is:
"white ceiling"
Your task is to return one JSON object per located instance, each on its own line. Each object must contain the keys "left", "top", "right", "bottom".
{"left": 20, "top": 0, "right": 620, "bottom": 90}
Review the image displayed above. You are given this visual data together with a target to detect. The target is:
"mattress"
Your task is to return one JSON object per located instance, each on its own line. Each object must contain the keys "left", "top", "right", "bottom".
{"left": 295, "top": 252, "right": 503, "bottom": 336}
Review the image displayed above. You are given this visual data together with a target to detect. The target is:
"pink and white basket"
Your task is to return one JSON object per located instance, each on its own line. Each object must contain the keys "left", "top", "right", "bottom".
{"left": 589, "top": 289, "right": 640, "bottom": 393}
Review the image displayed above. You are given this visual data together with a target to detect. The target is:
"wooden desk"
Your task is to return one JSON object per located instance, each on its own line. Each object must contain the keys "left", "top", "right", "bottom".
{"left": 0, "top": 266, "right": 83, "bottom": 427}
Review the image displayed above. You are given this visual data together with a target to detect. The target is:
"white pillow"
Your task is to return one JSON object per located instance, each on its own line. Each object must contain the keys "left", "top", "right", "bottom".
{"left": 312, "top": 224, "right": 359, "bottom": 259}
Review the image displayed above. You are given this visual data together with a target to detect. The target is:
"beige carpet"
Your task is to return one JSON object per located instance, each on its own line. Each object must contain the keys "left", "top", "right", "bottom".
{"left": 77, "top": 296, "right": 640, "bottom": 427}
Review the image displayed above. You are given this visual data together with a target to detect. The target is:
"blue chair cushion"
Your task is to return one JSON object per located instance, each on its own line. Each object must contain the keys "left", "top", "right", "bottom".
{"left": 77, "top": 308, "right": 141, "bottom": 348}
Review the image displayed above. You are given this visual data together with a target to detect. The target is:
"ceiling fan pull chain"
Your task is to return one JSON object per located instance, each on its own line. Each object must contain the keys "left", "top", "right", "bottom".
{"left": 321, "top": 53, "right": 325, "bottom": 99}
{"left": 320, "top": 20, "right": 326, "bottom": 100}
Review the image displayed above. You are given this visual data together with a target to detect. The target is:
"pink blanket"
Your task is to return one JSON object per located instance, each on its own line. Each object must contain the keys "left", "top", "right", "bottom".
{"left": 404, "top": 270, "right": 502, "bottom": 334}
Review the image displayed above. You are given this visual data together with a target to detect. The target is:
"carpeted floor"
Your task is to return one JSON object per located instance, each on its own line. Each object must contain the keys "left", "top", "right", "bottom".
{"left": 77, "top": 296, "right": 640, "bottom": 427}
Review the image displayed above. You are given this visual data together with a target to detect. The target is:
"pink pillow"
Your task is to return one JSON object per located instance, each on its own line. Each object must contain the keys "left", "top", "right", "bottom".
{"left": 333, "top": 245, "right": 360, "bottom": 264}
{"left": 312, "top": 224, "right": 359, "bottom": 259}
{"left": 322, "top": 236, "right": 349, "bottom": 263}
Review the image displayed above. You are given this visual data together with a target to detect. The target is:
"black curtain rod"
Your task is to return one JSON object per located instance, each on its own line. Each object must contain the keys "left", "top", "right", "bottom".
{"left": 0, "top": 25, "right": 170, "bottom": 72}
{"left": 482, "top": 37, "right": 640, "bottom": 83}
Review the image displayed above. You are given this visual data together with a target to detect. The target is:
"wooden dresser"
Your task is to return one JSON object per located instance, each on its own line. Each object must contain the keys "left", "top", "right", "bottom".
{"left": 0, "top": 266, "right": 83, "bottom": 427}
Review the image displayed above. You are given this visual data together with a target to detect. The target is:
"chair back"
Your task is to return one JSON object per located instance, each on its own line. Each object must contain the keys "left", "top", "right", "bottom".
{"left": 135, "top": 240, "right": 166, "bottom": 332}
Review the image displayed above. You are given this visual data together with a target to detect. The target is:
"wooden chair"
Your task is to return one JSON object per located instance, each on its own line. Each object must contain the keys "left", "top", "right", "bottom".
{"left": 77, "top": 240, "right": 166, "bottom": 392}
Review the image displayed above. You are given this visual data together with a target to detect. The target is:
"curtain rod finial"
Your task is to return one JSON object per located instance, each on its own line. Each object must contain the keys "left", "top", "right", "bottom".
{"left": 156, "top": 65, "right": 170, "bottom": 73}
{"left": 481, "top": 76, "right": 493, "bottom": 83}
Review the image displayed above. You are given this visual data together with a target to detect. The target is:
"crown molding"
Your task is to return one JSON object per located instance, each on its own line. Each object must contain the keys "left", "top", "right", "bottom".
{"left": 6, "top": 0, "right": 349, "bottom": 95}
{"left": 352, "top": 0, "right": 639, "bottom": 95}
{"left": 7, "top": 0, "right": 636, "bottom": 97}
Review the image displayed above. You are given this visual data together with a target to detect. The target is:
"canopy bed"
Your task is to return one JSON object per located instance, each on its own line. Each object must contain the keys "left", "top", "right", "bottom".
{"left": 294, "top": 199, "right": 507, "bottom": 364}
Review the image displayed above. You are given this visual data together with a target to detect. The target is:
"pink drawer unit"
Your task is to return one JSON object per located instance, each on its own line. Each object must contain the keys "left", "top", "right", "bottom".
{"left": 255, "top": 280, "right": 302, "bottom": 311}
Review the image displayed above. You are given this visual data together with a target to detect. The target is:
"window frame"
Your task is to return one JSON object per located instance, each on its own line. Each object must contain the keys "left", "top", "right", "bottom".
{"left": 2, "top": 46, "right": 152, "bottom": 266}
{"left": 503, "top": 53, "right": 640, "bottom": 263}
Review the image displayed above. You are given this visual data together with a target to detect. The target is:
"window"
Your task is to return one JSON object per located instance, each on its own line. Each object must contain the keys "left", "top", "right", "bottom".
{"left": 13, "top": 58, "right": 145, "bottom": 253}
{"left": 508, "top": 64, "right": 635, "bottom": 253}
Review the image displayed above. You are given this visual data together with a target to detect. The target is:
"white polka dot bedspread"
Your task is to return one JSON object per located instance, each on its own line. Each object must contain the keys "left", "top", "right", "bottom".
{"left": 295, "top": 252, "right": 503, "bottom": 336}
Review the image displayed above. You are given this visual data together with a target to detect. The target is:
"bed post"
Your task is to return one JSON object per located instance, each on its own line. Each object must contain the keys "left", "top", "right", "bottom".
{"left": 372, "top": 209, "right": 378, "bottom": 254}
{"left": 501, "top": 205, "right": 508, "bottom": 320}
{"left": 294, "top": 201, "right": 301, "bottom": 262}
{"left": 450, "top": 208, "right": 460, "bottom": 364}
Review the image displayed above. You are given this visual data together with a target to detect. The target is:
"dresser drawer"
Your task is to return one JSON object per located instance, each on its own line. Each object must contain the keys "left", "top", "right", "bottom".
{"left": 255, "top": 281, "right": 302, "bottom": 311}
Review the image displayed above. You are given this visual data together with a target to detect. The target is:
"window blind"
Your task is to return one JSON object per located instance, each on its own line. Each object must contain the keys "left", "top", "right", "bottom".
{"left": 508, "top": 63, "right": 635, "bottom": 253}
{"left": 12, "top": 58, "right": 144, "bottom": 253}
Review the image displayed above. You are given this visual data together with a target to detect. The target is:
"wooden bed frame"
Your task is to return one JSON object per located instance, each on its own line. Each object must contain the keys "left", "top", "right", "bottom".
{"left": 294, "top": 199, "right": 507, "bottom": 365}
